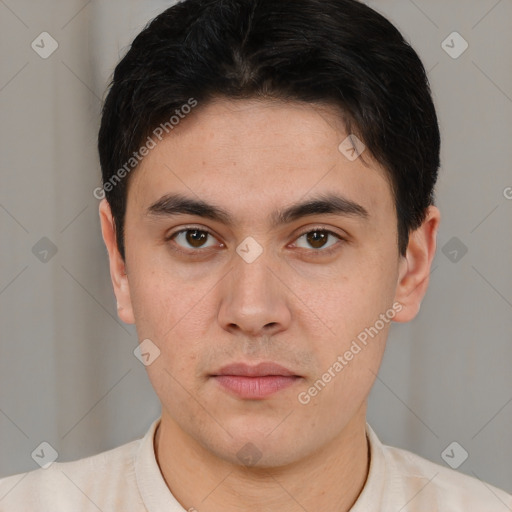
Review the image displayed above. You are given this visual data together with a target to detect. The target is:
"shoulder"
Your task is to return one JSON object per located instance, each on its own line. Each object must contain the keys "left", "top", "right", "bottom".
{"left": 383, "top": 442, "right": 512, "bottom": 510}
{"left": 0, "top": 438, "right": 142, "bottom": 511}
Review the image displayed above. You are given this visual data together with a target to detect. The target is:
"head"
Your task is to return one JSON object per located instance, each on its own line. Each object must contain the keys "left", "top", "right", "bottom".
{"left": 98, "top": 0, "right": 440, "bottom": 467}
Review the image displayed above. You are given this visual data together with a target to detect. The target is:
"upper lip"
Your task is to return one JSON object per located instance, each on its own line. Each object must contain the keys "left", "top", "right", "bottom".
{"left": 212, "top": 362, "right": 299, "bottom": 377}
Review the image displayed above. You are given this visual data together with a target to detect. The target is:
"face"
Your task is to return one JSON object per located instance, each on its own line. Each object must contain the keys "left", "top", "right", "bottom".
{"left": 100, "top": 98, "right": 438, "bottom": 467}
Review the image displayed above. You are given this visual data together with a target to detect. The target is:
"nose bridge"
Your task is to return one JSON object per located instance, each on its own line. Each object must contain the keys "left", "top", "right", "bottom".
{"left": 231, "top": 247, "right": 278, "bottom": 308}
{"left": 218, "top": 246, "right": 291, "bottom": 335}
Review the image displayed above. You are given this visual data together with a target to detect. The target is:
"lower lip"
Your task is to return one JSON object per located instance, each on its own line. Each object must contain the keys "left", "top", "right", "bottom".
{"left": 212, "top": 375, "right": 301, "bottom": 399}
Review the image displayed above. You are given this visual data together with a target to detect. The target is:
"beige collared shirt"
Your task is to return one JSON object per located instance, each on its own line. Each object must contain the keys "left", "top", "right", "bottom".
{"left": 1, "top": 417, "right": 511, "bottom": 511}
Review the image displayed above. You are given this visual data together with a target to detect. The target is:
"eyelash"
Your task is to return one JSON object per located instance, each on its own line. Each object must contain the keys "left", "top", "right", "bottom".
{"left": 165, "top": 225, "right": 346, "bottom": 257}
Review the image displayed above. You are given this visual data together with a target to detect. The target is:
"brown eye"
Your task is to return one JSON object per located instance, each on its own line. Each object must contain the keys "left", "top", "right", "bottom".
{"left": 306, "top": 231, "right": 329, "bottom": 249}
{"left": 169, "top": 228, "right": 219, "bottom": 250}
{"left": 294, "top": 229, "right": 342, "bottom": 251}
{"left": 185, "top": 229, "right": 208, "bottom": 248}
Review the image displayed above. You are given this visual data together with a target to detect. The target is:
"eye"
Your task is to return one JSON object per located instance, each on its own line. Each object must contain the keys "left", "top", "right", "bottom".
{"left": 166, "top": 226, "right": 346, "bottom": 256}
{"left": 166, "top": 227, "right": 221, "bottom": 252}
{"left": 292, "top": 228, "right": 345, "bottom": 253}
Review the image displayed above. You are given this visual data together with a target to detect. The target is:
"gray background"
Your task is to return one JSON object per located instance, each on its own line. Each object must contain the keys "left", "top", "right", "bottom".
{"left": 1, "top": 0, "right": 511, "bottom": 497}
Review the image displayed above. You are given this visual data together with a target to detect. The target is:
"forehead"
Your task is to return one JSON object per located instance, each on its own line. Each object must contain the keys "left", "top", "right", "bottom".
{"left": 127, "top": 98, "right": 395, "bottom": 227}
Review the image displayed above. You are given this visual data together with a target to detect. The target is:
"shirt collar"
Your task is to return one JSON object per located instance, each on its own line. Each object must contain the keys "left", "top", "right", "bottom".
{"left": 135, "top": 416, "right": 184, "bottom": 510}
{"left": 349, "top": 422, "right": 388, "bottom": 510}
{"left": 135, "top": 417, "right": 390, "bottom": 512}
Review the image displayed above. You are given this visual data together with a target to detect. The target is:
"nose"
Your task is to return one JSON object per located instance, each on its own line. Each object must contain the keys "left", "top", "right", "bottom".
{"left": 217, "top": 251, "right": 291, "bottom": 338}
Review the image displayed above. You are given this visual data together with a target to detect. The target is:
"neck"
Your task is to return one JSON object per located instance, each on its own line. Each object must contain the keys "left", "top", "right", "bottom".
{"left": 154, "top": 405, "right": 370, "bottom": 512}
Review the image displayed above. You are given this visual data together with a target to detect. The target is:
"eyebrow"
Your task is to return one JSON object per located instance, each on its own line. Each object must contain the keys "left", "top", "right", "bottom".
{"left": 146, "top": 192, "right": 370, "bottom": 227}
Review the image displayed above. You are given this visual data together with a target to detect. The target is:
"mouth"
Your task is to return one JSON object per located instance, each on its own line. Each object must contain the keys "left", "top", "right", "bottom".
{"left": 210, "top": 362, "right": 302, "bottom": 399}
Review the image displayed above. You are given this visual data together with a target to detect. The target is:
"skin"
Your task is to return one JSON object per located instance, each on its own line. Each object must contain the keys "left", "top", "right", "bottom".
{"left": 99, "top": 98, "right": 440, "bottom": 512}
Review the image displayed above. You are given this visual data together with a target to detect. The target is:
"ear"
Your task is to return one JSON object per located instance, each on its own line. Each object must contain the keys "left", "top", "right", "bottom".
{"left": 393, "top": 205, "right": 441, "bottom": 323}
{"left": 99, "top": 199, "right": 135, "bottom": 324}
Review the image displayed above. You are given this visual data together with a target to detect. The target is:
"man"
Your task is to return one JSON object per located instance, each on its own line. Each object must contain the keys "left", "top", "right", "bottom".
{"left": 1, "top": 0, "right": 511, "bottom": 510}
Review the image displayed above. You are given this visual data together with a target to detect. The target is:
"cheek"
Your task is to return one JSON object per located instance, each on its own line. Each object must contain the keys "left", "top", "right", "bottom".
{"left": 127, "top": 262, "right": 213, "bottom": 378}
{"left": 292, "top": 252, "right": 396, "bottom": 395}
{"left": 296, "top": 324, "right": 387, "bottom": 430}
{"left": 297, "top": 261, "right": 394, "bottom": 341}
{"left": 128, "top": 255, "right": 201, "bottom": 336}
{"left": 129, "top": 276, "right": 171, "bottom": 335}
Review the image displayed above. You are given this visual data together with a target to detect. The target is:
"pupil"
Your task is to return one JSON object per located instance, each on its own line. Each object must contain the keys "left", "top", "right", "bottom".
{"left": 187, "top": 230, "right": 207, "bottom": 247}
{"left": 308, "top": 231, "right": 326, "bottom": 248}
{"left": 184, "top": 230, "right": 328, "bottom": 250}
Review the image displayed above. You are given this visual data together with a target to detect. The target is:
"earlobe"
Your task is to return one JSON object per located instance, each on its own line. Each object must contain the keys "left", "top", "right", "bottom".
{"left": 98, "top": 199, "right": 135, "bottom": 325}
{"left": 392, "top": 205, "right": 441, "bottom": 323}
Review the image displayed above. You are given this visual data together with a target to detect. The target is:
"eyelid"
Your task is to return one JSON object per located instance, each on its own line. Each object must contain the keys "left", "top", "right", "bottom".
{"left": 290, "top": 225, "right": 347, "bottom": 255}
{"left": 165, "top": 224, "right": 347, "bottom": 254}
{"left": 294, "top": 225, "right": 346, "bottom": 240}
{"left": 165, "top": 225, "right": 223, "bottom": 250}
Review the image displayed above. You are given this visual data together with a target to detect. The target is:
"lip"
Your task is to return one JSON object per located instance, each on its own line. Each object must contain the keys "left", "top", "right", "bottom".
{"left": 212, "top": 362, "right": 299, "bottom": 377}
{"left": 211, "top": 362, "right": 302, "bottom": 399}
